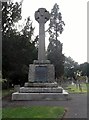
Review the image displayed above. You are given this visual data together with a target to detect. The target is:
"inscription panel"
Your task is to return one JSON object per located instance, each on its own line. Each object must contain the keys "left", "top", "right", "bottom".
{"left": 35, "top": 66, "right": 47, "bottom": 82}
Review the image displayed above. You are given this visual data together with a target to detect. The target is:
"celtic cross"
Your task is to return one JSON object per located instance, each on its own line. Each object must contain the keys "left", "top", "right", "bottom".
{"left": 35, "top": 8, "right": 50, "bottom": 62}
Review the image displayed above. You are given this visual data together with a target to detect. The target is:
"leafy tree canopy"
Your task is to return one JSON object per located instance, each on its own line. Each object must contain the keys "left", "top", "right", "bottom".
{"left": 47, "top": 3, "right": 65, "bottom": 79}
{"left": 2, "top": 1, "right": 22, "bottom": 35}
{"left": 48, "top": 3, "right": 65, "bottom": 40}
{"left": 2, "top": 1, "right": 38, "bottom": 87}
{"left": 64, "top": 56, "right": 79, "bottom": 77}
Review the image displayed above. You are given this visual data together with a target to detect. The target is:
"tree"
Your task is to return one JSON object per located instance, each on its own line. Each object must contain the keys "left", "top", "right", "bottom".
{"left": 2, "top": 1, "right": 22, "bottom": 87}
{"left": 77, "top": 62, "right": 89, "bottom": 83}
{"left": 79, "top": 62, "right": 88, "bottom": 76}
{"left": 47, "top": 39, "right": 64, "bottom": 78}
{"left": 2, "top": 2, "right": 38, "bottom": 87}
{"left": 47, "top": 3, "right": 65, "bottom": 78}
{"left": 2, "top": 1, "right": 22, "bottom": 36}
{"left": 87, "top": 63, "right": 89, "bottom": 82}
{"left": 87, "top": 63, "right": 89, "bottom": 76}
{"left": 64, "top": 56, "right": 79, "bottom": 77}
{"left": 48, "top": 3, "right": 65, "bottom": 40}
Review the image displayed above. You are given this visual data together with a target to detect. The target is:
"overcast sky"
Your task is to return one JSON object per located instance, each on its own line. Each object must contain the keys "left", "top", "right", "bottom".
{"left": 14, "top": 0, "right": 87, "bottom": 64}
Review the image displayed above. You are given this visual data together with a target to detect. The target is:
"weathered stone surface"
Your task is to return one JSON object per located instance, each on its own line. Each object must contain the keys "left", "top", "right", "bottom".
{"left": 28, "top": 8, "right": 55, "bottom": 83}
{"left": 14, "top": 85, "right": 20, "bottom": 92}
{"left": 24, "top": 82, "right": 58, "bottom": 87}
{"left": 12, "top": 90, "right": 69, "bottom": 101}
{"left": 19, "top": 87, "right": 63, "bottom": 93}
{"left": 35, "top": 8, "right": 50, "bottom": 23}
{"left": 33, "top": 60, "right": 50, "bottom": 64}
{"left": 28, "top": 64, "right": 55, "bottom": 83}
{"left": 35, "top": 8, "right": 50, "bottom": 61}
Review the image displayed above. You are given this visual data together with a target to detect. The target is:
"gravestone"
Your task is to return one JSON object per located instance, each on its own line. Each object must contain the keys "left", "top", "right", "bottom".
{"left": 12, "top": 8, "right": 69, "bottom": 100}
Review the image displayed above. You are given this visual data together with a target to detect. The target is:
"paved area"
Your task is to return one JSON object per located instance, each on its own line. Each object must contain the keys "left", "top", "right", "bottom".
{"left": 2, "top": 93, "right": 87, "bottom": 118}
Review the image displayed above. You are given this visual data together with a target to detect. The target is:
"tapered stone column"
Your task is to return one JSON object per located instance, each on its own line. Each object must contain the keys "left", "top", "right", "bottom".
{"left": 38, "top": 23, "right": 45, "bottom": 61}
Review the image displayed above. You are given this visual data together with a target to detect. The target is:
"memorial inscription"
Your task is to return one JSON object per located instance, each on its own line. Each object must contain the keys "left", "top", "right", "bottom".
{"left": 35, "top": 66, "right": 47, "bottom": 82}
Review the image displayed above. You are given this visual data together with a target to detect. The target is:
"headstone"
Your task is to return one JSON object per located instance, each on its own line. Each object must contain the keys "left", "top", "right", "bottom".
{"left": 14, "top": 85, "right": 20, "bottom": 92}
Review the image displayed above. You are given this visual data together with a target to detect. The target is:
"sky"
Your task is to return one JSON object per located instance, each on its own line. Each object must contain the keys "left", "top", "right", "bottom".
{"left": 14, "top": 0, "right": 87, "bottom": 64}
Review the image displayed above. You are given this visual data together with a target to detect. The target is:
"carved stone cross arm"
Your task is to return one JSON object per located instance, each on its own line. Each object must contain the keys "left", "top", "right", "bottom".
{"left": 35, "top": 8, "right": 50, "bottom": 23}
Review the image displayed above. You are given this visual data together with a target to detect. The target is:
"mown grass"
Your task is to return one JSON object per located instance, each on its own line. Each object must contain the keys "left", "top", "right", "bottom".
{"left": 0, "top": 108, "right": 2, "bottom": 120}
{"left": 2, "top": 106, "right": 65, "bottom": 118}
{"left": 2, "top": 89, "right": 14, "bottom": 98}
{"left": 66, "top": 83, "right": 87, "bottom": 93}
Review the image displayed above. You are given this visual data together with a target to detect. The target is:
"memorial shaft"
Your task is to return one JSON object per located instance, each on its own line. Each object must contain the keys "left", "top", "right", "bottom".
{"left": 38, "top": 23, "right": 45, "bottom": 61}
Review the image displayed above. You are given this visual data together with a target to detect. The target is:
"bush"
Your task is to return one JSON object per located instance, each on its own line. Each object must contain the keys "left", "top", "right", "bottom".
{"left": 2, "top": 79, "right": 7, "bottom": 89}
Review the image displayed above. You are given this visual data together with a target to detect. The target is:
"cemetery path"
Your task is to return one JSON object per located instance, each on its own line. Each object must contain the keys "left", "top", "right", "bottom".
{"left": 2, "top": 93, "right": 87, "bottom": 118}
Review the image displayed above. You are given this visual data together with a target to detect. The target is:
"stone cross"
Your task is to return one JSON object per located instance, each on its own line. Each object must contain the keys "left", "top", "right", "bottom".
{"left": 35, "top": 8, "right": 50, "bottom": 62}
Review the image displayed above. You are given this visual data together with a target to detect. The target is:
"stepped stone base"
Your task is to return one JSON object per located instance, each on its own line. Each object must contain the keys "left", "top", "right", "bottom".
{"left": 12, "top": 82, "right": 69, "bottom": 101}
{"left": 12, "top": 90, "right": 69, "bottom": 101}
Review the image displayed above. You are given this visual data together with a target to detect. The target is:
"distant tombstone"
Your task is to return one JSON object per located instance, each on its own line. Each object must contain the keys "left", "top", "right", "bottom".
{"left": 14, "top": 85, "right": 20, "bottom": 92}
{"left": 86, "top": 76, "right": 88, "bottom": 83}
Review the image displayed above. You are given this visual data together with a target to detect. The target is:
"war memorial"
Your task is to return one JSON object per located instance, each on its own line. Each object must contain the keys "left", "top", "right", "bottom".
{"left": 12, "top": 8, "right": 68, "bottom": 100}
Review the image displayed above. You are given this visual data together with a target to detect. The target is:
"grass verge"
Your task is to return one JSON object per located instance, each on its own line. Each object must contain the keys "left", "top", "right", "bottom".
{"left": 2, "top": 106, "right": 65, "bottom": 118}
{"left": 2, "top": 89, "right": 14, "bottom": 98}
{"left": 66, "top": 83, "right": 87, "bottom": 93}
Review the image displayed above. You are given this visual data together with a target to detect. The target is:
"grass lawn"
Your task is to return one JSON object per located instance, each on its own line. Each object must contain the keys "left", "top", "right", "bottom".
{"left": 66, "top": 83, "right": 87, "bottom": 93}
{"left": 0, "top": 78, "right": 2, "bottom": 98}
{"left": 2, "top": 106, "right": 65, "bottom": 118}
{"left": 2, "top": 89, "right": 14, "bottom": 98}
{"left": 0, "top": 89, "right": 14, "bottom": 98}
{"left": 0, "top": 90, "right": 1, "bottom": 98}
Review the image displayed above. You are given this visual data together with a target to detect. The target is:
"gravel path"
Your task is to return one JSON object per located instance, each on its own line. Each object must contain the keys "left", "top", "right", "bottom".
{"left": 2, "top": 93, "right": 87, "bottom": 118}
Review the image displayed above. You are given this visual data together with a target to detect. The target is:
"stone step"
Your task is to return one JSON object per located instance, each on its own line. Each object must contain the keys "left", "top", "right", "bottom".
{"left": 12, "top": 91, "right": 69, "bottom": 101}
{"left": 24, "top": 82, "right": 58, "bottom": 87}
{"left": 19, "top": 87, "right": 63, "bottom": 93}
{"left": 33, "top": 60, "right": 50, "bottom": 64}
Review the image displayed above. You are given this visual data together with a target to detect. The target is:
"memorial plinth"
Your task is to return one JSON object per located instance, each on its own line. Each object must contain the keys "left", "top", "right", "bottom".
{"left": 12, "top": 8, "right": 69, "bottom": 101}
{"left": 28, "top": 64, "right": 55, "bottom": 83}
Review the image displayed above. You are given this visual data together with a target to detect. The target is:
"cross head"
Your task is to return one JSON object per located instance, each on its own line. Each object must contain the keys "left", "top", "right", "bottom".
{"left": 35, "top": 8, "right": 50, "bottom": 23}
